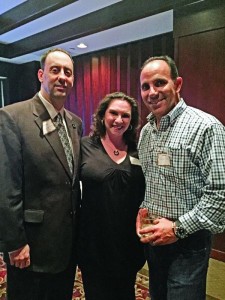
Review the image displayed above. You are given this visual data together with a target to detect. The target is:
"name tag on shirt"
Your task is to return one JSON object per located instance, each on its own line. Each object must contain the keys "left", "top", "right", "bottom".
{"left": 157, "top": 152, "right": 171, "bottom": 166}
{"left": 129, "top": 156, "right": 141, "bottom": 166}
{"left": 43, "top": 119, "right": 56, "bottom": 135}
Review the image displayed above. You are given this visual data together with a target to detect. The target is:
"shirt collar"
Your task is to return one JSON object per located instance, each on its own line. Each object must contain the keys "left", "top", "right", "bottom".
{"left": 38, "top": 91, "right": 65, "bottom": 120}
{"left": 147, "top": 98, "right": 187, "bottom": 130}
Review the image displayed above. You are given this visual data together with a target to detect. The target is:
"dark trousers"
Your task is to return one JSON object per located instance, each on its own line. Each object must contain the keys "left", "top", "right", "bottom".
{"left": 145, "top": 230, "right": 212, "bottom": 300}
{"left": 6, "top": 263, "right": 77, "bottom": 300}
{"left": 81, "top": 270, "right": 137, "bottom": 300}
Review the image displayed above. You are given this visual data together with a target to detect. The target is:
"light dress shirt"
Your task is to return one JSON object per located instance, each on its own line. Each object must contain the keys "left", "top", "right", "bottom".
{"left": 138, "top": 98, "right": 225, "bottom": 234}
{"left": 38, "top": 92, "right": 73, "bottom": 154}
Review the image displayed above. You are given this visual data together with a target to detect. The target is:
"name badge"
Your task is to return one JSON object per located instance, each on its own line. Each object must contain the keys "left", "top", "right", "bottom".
{"left": 129, "top": 156, "right": 141, "bottom": 166}
{"left": 157, "top": 153, "right": 171, "bottom": 166}
{"left": 43, "top": 119, "right": 56, "bottom": 135}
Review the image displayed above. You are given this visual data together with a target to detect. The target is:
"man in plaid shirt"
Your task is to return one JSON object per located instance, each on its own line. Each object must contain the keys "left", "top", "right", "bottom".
{"left": 136, "top": 55, "right": 225, "bottom": 300}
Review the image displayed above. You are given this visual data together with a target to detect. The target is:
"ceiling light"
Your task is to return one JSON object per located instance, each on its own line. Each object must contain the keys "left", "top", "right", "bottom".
{"left": 77, "top": 43, "right": 87, "bottom": 49}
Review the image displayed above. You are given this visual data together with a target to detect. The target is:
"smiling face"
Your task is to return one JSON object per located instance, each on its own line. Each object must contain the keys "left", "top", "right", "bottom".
{"left": 103, "top": 99, "right": 132, "bottom": 138}
{"left": 38, "top": 50, "right": 74, "bottom": 110}
{"left": 140, "top": 59, "right": 182, "bottom": 125}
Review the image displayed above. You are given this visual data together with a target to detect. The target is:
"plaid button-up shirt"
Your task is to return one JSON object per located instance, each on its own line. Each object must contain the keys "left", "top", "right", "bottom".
{"left": 138, "top": 99, "right": 225, "bottom": 234}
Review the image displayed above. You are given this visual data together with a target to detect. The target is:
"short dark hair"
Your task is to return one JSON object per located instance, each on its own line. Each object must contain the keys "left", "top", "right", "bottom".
{"left": 40, "top": 48, "right": 74, "bottom": 70}
{"left": 141, "top": 55, "right": 179, "bottom": 80}
{"left": 91, "top": 92, "right": 140, "bottom": 145}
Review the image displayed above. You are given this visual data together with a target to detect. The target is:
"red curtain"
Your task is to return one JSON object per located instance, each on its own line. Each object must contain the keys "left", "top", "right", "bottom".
{"left": 66, "top": 33, "right": 174, "bottom": 136}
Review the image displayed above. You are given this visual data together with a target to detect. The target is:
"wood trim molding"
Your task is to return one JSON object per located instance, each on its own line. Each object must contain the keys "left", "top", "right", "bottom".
{"left": 174, "top": 2, "right": 225, "bottom": 38}
{"left": 211, "top": 249, "right": 225, "bottom": 263}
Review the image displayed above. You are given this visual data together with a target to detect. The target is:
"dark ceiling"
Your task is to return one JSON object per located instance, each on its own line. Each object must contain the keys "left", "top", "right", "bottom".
{"left": 0, "top": 0, "right": 219, "bottom": 64}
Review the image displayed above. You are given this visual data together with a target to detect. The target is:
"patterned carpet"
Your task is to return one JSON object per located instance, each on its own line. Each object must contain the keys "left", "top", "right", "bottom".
{"left": 72, "top": 268, "right": 150, "bottom": 300}
{"left": 0, "top": 256, "right": 6, "bottom": 300}
{"left": 0, "top": 257, "right": 150, "bottom": 300}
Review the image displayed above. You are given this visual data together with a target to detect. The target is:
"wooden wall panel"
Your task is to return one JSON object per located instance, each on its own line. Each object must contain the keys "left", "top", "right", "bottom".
{"left": 174, "top": 2, "right": 225, "bottom": 262}
{"left": 177, "top": 28, "right": 225, "bottom": 125}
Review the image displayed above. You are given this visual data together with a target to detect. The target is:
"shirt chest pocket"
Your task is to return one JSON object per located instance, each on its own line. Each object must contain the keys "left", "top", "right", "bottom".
{"left": 158, "top": 147, "right": 200, "bottom": 183}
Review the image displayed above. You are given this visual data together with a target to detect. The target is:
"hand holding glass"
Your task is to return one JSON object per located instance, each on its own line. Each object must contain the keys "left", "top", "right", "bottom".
{"left": 139, "top": 208, "right": 158, "bottom": 238}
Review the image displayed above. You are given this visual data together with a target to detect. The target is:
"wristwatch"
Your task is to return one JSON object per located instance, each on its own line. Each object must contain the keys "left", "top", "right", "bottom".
{"left": 172, "top": 220, "right": 188, "bottom": 239}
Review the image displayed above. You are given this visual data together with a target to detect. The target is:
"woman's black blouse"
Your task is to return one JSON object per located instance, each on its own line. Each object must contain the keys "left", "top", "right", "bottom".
{"left": 78, "top": 136, "right": 145, "bottom": 276}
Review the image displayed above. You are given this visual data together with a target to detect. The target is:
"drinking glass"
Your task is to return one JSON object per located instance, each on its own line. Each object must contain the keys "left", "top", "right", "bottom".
{"left": 139, "top": 208, "right": 158, "bottom": 238}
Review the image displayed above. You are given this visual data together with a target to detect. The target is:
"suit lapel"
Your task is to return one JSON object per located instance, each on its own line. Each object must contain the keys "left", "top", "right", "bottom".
{"left": 32, "top": 95, "right": 72, "bottom": 178}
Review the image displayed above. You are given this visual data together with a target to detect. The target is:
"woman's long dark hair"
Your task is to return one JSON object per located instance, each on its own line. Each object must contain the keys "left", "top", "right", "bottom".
{"left": 91, "top": 92, "right": 140, "bottom": 146}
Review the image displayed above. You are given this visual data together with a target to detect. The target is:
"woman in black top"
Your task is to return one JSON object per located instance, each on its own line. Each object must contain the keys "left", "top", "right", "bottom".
{"left": 78, "top": 92, "right": 145, "bottom": 300}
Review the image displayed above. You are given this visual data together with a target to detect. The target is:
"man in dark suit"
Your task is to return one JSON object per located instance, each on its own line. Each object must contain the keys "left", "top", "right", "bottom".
{"left": 0, "top": 48, "right": 82, "bottom": 300}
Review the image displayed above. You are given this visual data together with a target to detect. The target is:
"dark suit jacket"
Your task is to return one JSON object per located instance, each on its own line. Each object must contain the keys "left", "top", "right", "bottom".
{"left": 0, "top": 94, "right": 82, "bottom": 274}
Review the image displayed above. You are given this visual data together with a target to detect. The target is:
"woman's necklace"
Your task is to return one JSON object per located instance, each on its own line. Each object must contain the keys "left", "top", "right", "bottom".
{"left": 114, "top": 149, "right": 119, "bottom": 156}
{"left": 105, "top": 142, "right": 120, "bottom": 156}
{"left": 101, "top": 138, "right": 126, "bottom": 156}
{"left": 113, "top": 148, "right": 120, "bottom": 156}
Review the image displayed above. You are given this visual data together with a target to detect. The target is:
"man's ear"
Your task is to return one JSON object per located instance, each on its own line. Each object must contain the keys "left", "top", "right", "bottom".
{"left": 175, "top": 77, "right": 183, "bottom": 93}
{"left": 37, "top": 69, "right": 44, "bottom": 83}
{"left": 71, "top": 74, "right": 74, "bottom": 87}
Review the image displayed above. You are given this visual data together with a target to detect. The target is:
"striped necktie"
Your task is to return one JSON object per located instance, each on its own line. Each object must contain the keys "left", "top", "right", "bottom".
{"left": 54, "top": 113, "right": 73, "bottom": 174}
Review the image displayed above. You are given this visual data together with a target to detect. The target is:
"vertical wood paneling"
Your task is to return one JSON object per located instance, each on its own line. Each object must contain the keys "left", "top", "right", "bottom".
{"left": 177, "top": 28, "right": 225, "bottom": 125}
{"left": 174, "top": 2, "right": 225, "bottom": 261}
{"left": 69, "top": 32, "right": 173, "bottom": 135}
